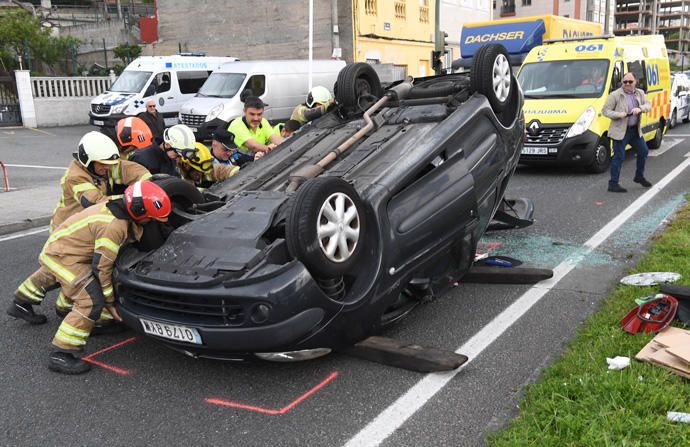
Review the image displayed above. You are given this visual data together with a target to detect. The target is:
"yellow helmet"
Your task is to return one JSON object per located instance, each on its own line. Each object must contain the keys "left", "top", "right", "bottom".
{"left": 179, "top": 142, "right": 213, "bottom": 174}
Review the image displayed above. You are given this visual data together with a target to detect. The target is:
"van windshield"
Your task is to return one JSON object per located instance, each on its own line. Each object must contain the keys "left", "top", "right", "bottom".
{"left": 109, "top": 71, "right": 153, "bottom": 93}
{"left": 197, "top": 73, "right": 247, "bottom": 98}
{"left": 518, "top": 59, "right": 610, "bottom": 99}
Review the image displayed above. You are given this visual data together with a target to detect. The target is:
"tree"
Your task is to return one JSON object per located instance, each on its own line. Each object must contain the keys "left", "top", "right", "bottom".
{"left": 0, "top": 10, "right": 80, "bottom": 74}
{"left": 113, "top": 43, "right": 142, "bottom": 65}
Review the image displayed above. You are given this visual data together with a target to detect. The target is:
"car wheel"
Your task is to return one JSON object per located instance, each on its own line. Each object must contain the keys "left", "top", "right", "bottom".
{"left": 471, "top": 44, "right": 513, "bottom": 114}
{"left": 150, "top": 175, "right": 205, "bottom": 227}
{"left": 647, "top": 122, "right": 664, "bottom": 149}
{"left": 588, "top": 137, "right": 612, "bottom": 174}
{"left": 670, "top": 109, "right": 677, "bottom": 129}
{"left": 286, "top": 177, "right": 366, "bottom": 278}
{"left": 335, "top": 63, "right": 384, "bottom": 111}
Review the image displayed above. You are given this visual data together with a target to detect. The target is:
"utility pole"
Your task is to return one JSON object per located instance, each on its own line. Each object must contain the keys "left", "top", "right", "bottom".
{"left": 604, "top": 0, "right": 611, "bottom": 34}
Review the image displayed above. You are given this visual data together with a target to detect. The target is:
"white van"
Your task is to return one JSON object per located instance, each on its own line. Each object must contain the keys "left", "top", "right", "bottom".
{"left": 670, "top": 72, "right": 690, "bottom": 128}
{"left": 178, "top": 59, "right": 346, "bottom": 140}
{"left": 89, "top": 54, "right": 238, "bottom": 129}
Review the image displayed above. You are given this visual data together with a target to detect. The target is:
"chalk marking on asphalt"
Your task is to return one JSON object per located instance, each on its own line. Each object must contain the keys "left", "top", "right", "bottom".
{"left": 0, "top": 227, "right": 48, "bottom": 243}
{"left": 648, "top": 138, "right": 683, "bottom": 157}
{"left": 344, "top": 153, "right": 690, "bottom": 447}
{"left": 4, "top": 164, "right": 65, "bottom": 170}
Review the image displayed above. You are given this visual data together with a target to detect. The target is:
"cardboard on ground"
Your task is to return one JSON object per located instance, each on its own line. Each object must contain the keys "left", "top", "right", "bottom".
{"left": 635, "top": 327, "right": 690, "bottom": 379}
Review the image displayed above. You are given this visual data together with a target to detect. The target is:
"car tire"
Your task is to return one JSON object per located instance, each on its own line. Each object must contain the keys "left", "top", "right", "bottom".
{"left": 670, "top": 109, "right": 677, "bottom": 129}
{"left": 588, "top": 137, "right": 612, "bottom": 174}
{"left": 286, "top": 177, "right": 366, "bottom": 278}
{"left": 647, "top": 122, "right": 664, "bottom": 149}
{"left": 471, "top": 44, "right": 513, "bottom": 114}
{"left": 335, "top": 63, "right": 384, "bottom": 111}
{"left": 150, "top": 175, "right": 205, "bottom": 227}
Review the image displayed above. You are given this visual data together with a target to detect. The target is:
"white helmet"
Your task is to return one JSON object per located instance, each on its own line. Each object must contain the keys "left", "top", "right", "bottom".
{"left": 76, "top": 131, "right": 119, "bottom": 168}
{"left": 306, "top": 86, "right": 333, "bottom": 107}
{"left": 163, "top": 124, "right": 195, "bottom": 150}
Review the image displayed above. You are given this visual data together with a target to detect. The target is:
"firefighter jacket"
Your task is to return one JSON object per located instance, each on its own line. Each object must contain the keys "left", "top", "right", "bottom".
{"left": 41, "top": 202, "right": 144, "bottom": 304}
{"left": 51, "top": 159, "right": 151, "bottom": 231}
{"left": 181, "top": 163, "right": 239, "bottom": 189}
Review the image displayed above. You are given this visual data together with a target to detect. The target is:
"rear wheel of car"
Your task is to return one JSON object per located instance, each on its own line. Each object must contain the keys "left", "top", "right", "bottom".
{"left": 471, "top": 44, "right": 513, "bottom": 114}
{"left": 286, "top": 177, "right": 366, "bottom": 279}
{"left": 335, "top": 63, "right": 384, "bottom": 112}
{"left": 670, "top": 109, "right": 677, "bottom": 129}
{"left": 647, "top": 121, "right": 664, "bottom": 149}
{"left": 588, "top": 137, "right": 612, "bottom": 174}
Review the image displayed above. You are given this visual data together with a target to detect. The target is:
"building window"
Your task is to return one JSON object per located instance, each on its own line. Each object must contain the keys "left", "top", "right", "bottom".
{"left": 395, "top": 1, "right": 406, "bottom": 19}
{"left": 493, "top": 0, "right": 496, "bottom": 9}
{"left": 522, "top": 0, "right": 531, "bottom": 5}
{"left": 365, "top": 0, "right": 377, "bottom": 15}
{"left": 419, "top": 5, "right": 429, "bottom": 22}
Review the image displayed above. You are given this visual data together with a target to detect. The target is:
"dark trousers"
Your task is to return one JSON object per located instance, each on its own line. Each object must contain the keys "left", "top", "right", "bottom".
{"left": 609, "top": 126, "right": 648, "bottom": 186}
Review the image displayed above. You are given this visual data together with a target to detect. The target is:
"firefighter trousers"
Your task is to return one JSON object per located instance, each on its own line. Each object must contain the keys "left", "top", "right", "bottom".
{"left": 15, "top": 263, "right": 107, "bottom": 352}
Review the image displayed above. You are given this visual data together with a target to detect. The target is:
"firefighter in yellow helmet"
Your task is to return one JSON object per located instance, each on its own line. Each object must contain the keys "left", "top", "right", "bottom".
{"left": 177, "top": 142, "right": 240, "bottom": 188}
{"left": 290, "top": 85, "right": 334, "bottom": 125}
{"left": 8, "top": 181, "right": 171, "bottom": 374}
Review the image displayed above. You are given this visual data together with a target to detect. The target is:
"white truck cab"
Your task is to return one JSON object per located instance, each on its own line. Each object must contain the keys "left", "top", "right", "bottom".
{"left": 670, "top": 72, "right": 690, "bottom": 128}
{"left": 89, "top": 54, "right": 238, "bottom": 129}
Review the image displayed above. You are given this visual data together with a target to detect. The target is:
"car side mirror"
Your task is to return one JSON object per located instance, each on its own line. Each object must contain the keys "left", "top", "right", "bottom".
{"left": 144, "top": 84, "right": 156, "bottom": 97}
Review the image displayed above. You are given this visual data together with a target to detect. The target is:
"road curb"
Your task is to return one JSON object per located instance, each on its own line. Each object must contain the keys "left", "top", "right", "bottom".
{"left": 0, "top": 216, "right": 51, "bottom": 236}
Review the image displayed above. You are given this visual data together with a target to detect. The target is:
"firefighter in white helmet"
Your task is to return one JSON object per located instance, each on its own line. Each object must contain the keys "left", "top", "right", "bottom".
{"left": 289, "top": 85, "right": 334, "bottom": 125}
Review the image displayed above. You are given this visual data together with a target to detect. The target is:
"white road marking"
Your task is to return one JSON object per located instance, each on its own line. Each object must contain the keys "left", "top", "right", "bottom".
{"left": 344, "top": 153, "right": 690, "bottom": 447}
{"left": 665, "top": 133, "right": 690, "bottom": 137}
{"left": 0, "top": 227, "right": 48, "bottom": 243}
{"left": 648, "top": 138, "right": 684, "bottom": 157}
{"left": 4, "top": 164, "right": 65, "bottom": 170}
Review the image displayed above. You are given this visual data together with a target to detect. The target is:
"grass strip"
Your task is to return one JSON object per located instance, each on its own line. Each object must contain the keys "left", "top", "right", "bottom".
{"left": 488, "top": 200, "right": 690, "bottom": 447}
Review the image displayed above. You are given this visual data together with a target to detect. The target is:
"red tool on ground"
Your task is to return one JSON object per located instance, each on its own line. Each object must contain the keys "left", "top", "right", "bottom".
{"left": 620, "top": 295, "right": 678, "bottom": 334}
{"left": 0, "top": 160, "right": 8, "bottom": 192}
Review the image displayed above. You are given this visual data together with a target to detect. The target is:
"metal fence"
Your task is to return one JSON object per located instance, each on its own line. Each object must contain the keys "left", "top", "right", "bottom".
{"left": 31, "top": 76, "right": 111, "bottom": 99}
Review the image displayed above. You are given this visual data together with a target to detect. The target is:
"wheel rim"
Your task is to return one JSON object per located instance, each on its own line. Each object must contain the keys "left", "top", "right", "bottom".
{"left": 492, "top": 54, "right": 511, "bottom": 102}
{"left": 317, "top": 192, "right": 360, "bottom": 263}
{"left": 595, "top": 144, "right": 608, "bottom": 165}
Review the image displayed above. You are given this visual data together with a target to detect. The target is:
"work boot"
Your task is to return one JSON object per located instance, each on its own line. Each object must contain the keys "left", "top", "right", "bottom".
{"left": 608, "top": 183, "right": 627, "bottom": 193}
{"left": 55, "top": 307, "right": 69, "bottom": 319}
{"left": 48, "top": 351, "right": 91, "bottom": 375}
{"left": 7, "top": 300, "right": 47, "bottom": 325}
{"left": 633, "top": 177, "right": 653, "bottom": 187}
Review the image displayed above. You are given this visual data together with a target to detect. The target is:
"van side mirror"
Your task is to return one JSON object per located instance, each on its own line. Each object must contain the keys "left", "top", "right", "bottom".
{"left": 144, "top": 84, "right": 156, "bottom": 97}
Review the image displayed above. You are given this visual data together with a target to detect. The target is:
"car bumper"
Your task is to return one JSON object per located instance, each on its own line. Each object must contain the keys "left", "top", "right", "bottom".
{"left": 115, "top": 261, "right": 342, "bottom": 355}
{"left": 89, "top": 113, "right": 128, "bottom": 128}
{"left": 190, "top": 118, "right": 224, "bottom": 141}
{"left": 519, "top": 129, "right": 600, "bottom": 166}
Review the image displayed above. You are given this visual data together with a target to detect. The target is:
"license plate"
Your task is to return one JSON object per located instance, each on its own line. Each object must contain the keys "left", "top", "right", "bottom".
{"left": 189, "top": 127, "right": 197, "bottom": 132}
{"left": 521, "top": 146, "right": 549, "bottom": 155}
{"left": 93, "top": 120, "right": 105, "bottom": 126}
{"left": 140, "top": 318, "right": 202, "bottom": 344}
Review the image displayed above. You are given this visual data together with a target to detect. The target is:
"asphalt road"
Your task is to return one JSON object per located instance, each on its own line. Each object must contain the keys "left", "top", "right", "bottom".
{"left": 0, "top": 125, "right": 688, "bottom": 446}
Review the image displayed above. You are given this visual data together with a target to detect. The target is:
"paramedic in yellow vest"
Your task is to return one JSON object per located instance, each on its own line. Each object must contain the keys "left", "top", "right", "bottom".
{"left": 7, "top": 181, "right": 171, "bottom": 374}
{"left": 50, "top": 131, "right": 151, "bottom": 232}
{"left": 227, "top": 96, "right": 283, "bottom": 167}
{"left": 177, "top": 142, "right": 239, "bottom": 188}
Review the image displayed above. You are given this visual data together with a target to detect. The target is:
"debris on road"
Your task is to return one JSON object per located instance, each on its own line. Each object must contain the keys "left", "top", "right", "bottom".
{"left": 606, "top": 356, "right": 630, "bottom": 370}
{"left": 619, "top": 271, "right": 681, "bottom": 286}
{"left": 635, "top": 326, "right": 690, "bottom": 379}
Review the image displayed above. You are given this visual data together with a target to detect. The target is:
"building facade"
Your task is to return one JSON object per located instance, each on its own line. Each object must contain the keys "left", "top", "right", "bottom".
{"left": 495, "top": 0, "right": 614, "bottom": 31}
{"left": 614, "top": 0, "right": 690, "bottom": 53}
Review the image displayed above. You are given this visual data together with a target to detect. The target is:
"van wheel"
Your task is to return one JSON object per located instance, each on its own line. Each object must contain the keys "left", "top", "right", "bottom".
{"left": 471, "top": 44, "right": 513, "bottom": 114}
{"left": 335, "top": 63, "right": 384, "bottom": 112}
{"left": 588, "top": 137, "right": 611, "bottom": 174}
{"left": 670, "top": 109, "right": 677, "bottom": 129}
{"left": 647, "top": 122, "right": 664, "bottom": 149}
{"left": 286, "top": 177, "right": 366, "bottom": 279}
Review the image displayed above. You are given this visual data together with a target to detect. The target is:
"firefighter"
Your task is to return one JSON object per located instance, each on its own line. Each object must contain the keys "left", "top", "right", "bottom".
{"left": 115, "top": 116, "right": 154, "bottom": 156}
{"left": 7, "top": 181, "right": 171, "bottom": 374}
{"left": 289, "top": 86, "right": 334, "bottom": 125}
{"left": 177, "top": 142, "right": 239, "bottom": 188}
{"left": 50, "top": 131, "right": 152, "bottom": 233}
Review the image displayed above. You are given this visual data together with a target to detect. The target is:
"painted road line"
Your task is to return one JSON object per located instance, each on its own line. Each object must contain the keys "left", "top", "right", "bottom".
{"left": 648, "top": 138, "right": 683, "bottom": 157}
{"left": 4, "top": 164, "right": 65, "bottom": 170}
{"left": 0, "top": 227, "right": 48, "bottom": 243}
{"left": 344, "top": 152, "right": 690, "bottom": 447}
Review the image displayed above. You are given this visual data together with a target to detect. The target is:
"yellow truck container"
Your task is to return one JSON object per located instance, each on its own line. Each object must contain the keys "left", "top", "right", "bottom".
{"left": 457, "top": 15, "right": 603, "bottom": 67}
{"left": 516, "top": 35, "right": 670, "bottom": 173}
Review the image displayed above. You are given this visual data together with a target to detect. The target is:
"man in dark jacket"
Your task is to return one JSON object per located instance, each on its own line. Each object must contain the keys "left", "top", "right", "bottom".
{"left": 129, "top": 124, "right": 196, "bottom": 177}
{"left": 137, "top": 99, "right": 166, "bottom": 143}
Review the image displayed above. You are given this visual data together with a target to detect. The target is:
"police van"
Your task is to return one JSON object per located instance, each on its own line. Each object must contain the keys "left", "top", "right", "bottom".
{"left": 89, "top": 54, "right": 238, "bottom": 129}
{"left": 517, "top": 35, "right": 671, "bottom": 173}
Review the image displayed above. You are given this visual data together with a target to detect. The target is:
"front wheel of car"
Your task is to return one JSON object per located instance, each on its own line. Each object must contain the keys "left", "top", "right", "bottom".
{"left": 588, "top": 137, "right": 612, "bottom": 174}
{"left": 647, "top": 122, "right": 664, "bottom": 149}
{"left": 286, "top": 177, "right": 366, "bottom": 279}
{"left": 471, "top": 44, "right": 513, "bottom": 114}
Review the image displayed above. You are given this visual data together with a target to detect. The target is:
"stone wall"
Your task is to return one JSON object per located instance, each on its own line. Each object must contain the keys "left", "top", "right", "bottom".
{"left": 58, "top": 20, "right": 135, "bottom": 67}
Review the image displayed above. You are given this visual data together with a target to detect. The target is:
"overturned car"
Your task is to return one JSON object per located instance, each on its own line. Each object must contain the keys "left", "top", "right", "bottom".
{"left": 114, "top": 44, "right": 528, "bottom": 360}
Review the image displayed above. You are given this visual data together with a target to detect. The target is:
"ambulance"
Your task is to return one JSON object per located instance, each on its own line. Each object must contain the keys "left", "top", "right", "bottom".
{"left": 517, "top": 35, "right": 671, "bottom": 173}
{"left": 89, "top": 54, "right": 237, "bottom": 130}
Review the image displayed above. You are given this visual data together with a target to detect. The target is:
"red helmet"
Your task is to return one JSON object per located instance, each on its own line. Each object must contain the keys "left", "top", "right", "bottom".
{"left": 116, "top": 117, "right": 153, "bottom": 150}
{"left": 124, "top": 181, "right": 172, "bottom": 221}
